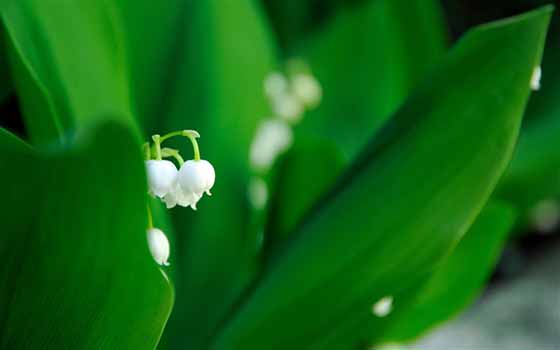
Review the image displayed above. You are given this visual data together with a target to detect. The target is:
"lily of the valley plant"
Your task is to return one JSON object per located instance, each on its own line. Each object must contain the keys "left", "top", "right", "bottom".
{"left": 144, "top": 129, "right": 215, "bottom": 265}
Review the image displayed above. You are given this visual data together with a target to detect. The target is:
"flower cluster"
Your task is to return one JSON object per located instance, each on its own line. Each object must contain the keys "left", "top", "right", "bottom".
{"left": 144, "top": 129, "right": 215, "bottom": 266}
{"left": 263, "top": 59, "right": 322, "bottom": 124}
{"left": 145, "top": 130, "right": 215, "bottom": 210}
{"left": 247, "top": 59, "right": 321, "bottom": 215}
{"left": 250, "top": 59, "right": 322, "bottom": 173}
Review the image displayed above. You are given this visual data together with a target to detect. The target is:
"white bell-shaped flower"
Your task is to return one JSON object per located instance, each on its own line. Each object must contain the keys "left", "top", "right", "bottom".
{"left": 178, "top": 159, "right": 216, "bottom": 201}
{"left": 272, "top": 92, "right": 304, "bottom": 123}
{"left": 163, "top": 184, "right": 202, "bottom": 210}
{"left": 292, "top": 73, "right": 322, "bottom": 108}
{"left": 145, "top": 160, "right": 178, "bottom": 198}
{"left": 249, "top": 119, "right": 293, "bottom": 171}
{"left": 372, "top": 296, "right": 393, "bottom": 317}
{"left": 264, "top": 71, "right": 289, "bottom": 99}
{"left": 147, "top": 227, "right": 170, "bottom": 266}
{"left": 531, "top": 66, "right": 542, "bottom": 91}
{"left": 248, "top": 177, "right": 268, "bottom": 210}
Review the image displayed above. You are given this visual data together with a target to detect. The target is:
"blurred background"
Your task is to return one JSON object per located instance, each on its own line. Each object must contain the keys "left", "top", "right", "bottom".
{"left": 1, "top": 0, "right": 559, "bottom": 349}
{"left": 259, "top": 0, "right": 560, "bottom": 348}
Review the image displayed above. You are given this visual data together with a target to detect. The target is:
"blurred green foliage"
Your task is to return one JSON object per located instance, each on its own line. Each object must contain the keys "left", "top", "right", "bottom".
{"left": 0, "top": 0, "right": 557, "bottom": 349}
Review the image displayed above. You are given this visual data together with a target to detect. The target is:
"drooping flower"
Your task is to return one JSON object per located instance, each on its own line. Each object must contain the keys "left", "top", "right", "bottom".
{"left": 161, "top": 184, "right": 201, "bottom": 210}
{"left": 145, "top": 159, "right": 178, "bottom": 198}
{"left": 247, "top": 176, "right": 268, "bottom": 210}
{"left": 292, "top": 73, "right": 322, "bottom": 108}
{"left": 271, "top": 92, "right": 305, "bottom": 123}
{"left": 531, "top": 66, "right": 542, "bottom": 91}
{"left": 264, "top": 71, "right": 289, "bottom": 99}
{"left": 372, "top": 296, "right": 394, "bottom": 317}
{"left": 531, "top": 199, "right": 560, "bottom": 233}
{"left": 249, "top": 118, "right": 293, "bottom": 171}
{"left": 147, "top": 227, "right": 170, "bottom": 266}
{"left": 177, "top": 159, "right": 216, "bottom": 208}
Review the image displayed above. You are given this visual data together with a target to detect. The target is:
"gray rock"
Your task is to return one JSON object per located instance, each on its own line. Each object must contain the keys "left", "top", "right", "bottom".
{"left": 417, "top": 242, "right": 560, "bottom": 350}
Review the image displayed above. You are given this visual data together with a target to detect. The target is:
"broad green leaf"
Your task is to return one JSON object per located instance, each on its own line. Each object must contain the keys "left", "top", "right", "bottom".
{"left": 261, "top": 0, "right": 312, "bottom": 53}
{"left": 212, "top": 7, "right": 551, "bottom": 349}
{"left": 269, "top": 0, "right": 448, "bottom": 243}
{"left": 262, "top": 0, "right": 400, "bottom": 55}
{"left": 112, "top": 0, "right": 186, "bottom": 132}
{"left": 378, "top": 201, "right": 515, "bottom": 343}
{"left": 0, "top": 27, "right": 12, "bottom": 104}
{"left": 0, "top": 122, "right": 173, "bottom": 349}
{"left": 267, "top": 137, "right": 345, "bottom": 242}
{"left": 160, "top": 2, "right": 277, "bottom": 349}
{"left": 497, "top": 16, "right": 560, "bottom": 226}
{"left": 1, "top": 0, "right": 135, "bottom": 144}
{"left": 297, "top": 0, "right": 448, "bottom": 162}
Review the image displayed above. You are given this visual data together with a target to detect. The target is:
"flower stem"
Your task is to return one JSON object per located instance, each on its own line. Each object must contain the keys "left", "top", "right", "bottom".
{"left": 147, "top": 203, "right": 154, "bottom": 228}
{"left": 161, "top": 147, "right": 185, "bottom": 166}
{"left": 143, "top": 142, "right": 151, "bottom": 160}
{"left": 159, "top": 130, "right": 185, "bottom": 143}
{"left": 182, "top": 130, "right": 201, "bottom": 161}
{"left": 152, "top": 134, "right": 162, "bottom": 160}
{"left": 156, "top": 129, "right": 201, "bottom": 161}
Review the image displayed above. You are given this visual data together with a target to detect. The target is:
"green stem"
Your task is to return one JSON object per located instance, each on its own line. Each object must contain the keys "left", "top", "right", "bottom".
{"left": 186, "top": 133, "right": 201, "bottom": 161}
{"left": 152, "top": 135, "right": 162, "bottom": 160}
{"left": 143, "top": 142, "right": 151, "bottom": 160}
{"left": 155, "top": 129, "right": 201, "bottom": 161}
{"left": 147, "top": 203, "right": 154, "bottom": 228}
{"left": 162, "top": 147, "right": 185, "bottom": 166}
{"left": 159, "top": 130, "right": 185, "bottom": 143}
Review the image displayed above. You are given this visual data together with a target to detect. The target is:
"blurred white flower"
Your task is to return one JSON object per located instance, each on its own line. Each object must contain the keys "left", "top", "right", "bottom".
{"left": 264, "top": 71, "right": 289, "bottom": 100}
{"left": 531, "top": 66, "right": 542, "bottom": 91}
{"left": 531, "top": 199, "right": 559, "bottom": 233}
{"left": 272, "top": 92, "right": 305, "bottom": 123}
{"left": 250, "top": 119, "right": 293, "bottom": 171}
{"left": 372, "top": 296, "right": 394, "bottom": 317}
{"left": 145, "top": 160, "right": 178, "bottom": 198}
{"left": 292, "top": 73, "right": 322, "bottom": 108}
{"left": 177, "top": 159, "right": 216, "bottom": 209}
{"left": 248, "top": 177, "right": 268, "bottom": 210}
{"left": 147, "top": 227, "right": 170, "bottom": 266}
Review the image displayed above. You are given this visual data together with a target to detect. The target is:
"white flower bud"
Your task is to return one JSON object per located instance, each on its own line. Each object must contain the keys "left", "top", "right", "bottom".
{"left": 292, "top": 73, "right": 322, "bottom": 108}
{"left": 372, "top": 296, "right": 393, "bottom": 317}
{"left": 272, "top": 92, "right": 304, "bottom": 123}
{"left": 249, "top": 119, "right": 293, "bottom": 171}
{"left": 248, "top": 177, "right": 268, "bottom": 210}
{"left": 147, "top": 227, "right": 170, "bottom": 266}
{"left": 531, "top": 199, "right": 559, "bottom": 233}
{"left": 531, "top": 66, "right": 542, "bottom": 91}
{"left": 177, "top": 159, "right": 216, "bottom": 208}
{"left": 264, "top": 72, "right": 289, "bottom": 99}
{"left": 145, "top": 160, "right": 178, "bottom": 198}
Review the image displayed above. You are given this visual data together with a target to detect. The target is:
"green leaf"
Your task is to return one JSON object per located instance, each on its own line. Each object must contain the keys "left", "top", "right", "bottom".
{"left": 212, "top": 7, "right": 551, "bottom": 349}
{"left": 0, "top": 122, "right": 173, "bottom": 349}
{"left": 1, "top": 0, "right": 135, "bottom": 144}
{"left": 297, "top": 0, "right": 448, "bottom": 161}
{"left": 378, "top": 200, "right": 516, "bottom": 343}
{"left": 267, "top": 137, "right": 345, "bottom": 242}
{"left": 111, "top": 0, "right": 186, "bottom": 132}
{"left": 497, "top": 16, "right": 560, "bottom": 226}
{"left": 0, "top": 27, "right": 12, "bottom": 104}
{"left": 261, "top": 0, "right": 312, "bottom": 53}
{"left": 159, "top": 2, "right": 277, "bottom": 349}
